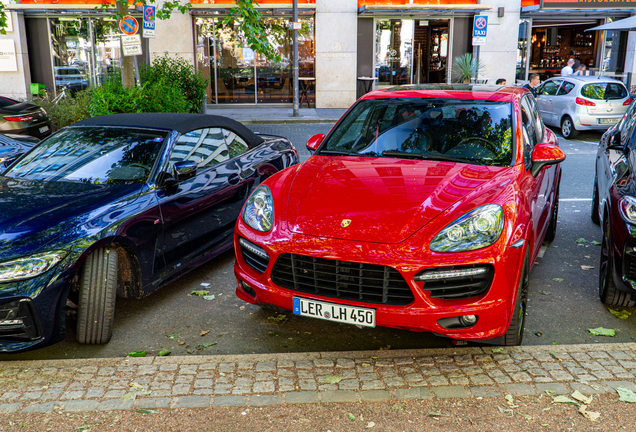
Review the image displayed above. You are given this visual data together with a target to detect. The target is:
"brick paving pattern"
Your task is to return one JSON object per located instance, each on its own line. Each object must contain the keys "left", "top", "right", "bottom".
{"left": 2, "top": 344, "right": 636, "bottom": 413}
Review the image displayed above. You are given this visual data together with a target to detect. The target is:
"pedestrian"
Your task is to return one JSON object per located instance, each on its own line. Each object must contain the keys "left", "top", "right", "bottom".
{"left": 496, "top": 78, "right": 506, "bottom": 85}
{"left": 523, "top": 73, "right": 540, "bottom": 98}
{"left": 574, "top": 64, "right": 587, "bottom": 76}
{"left": 561, "top": 58, "right": 575, "bottom": 76}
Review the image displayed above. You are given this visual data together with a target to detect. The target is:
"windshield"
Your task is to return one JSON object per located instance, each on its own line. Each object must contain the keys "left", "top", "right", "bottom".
{"left": 318, "top": 98, "right": 513, "bottom": 166}
{"left": 581, "top": 82, "right": 628, "bottom": 100}
{"left": 5, "top": 127, "right": 167, "bottom": 185}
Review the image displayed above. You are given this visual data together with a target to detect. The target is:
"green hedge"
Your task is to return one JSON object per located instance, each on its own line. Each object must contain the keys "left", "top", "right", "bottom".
{"left": 36, "top": 54, "right": 208, "bottom": 129}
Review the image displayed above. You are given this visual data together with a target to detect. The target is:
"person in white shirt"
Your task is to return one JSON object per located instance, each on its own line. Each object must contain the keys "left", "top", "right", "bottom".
{"left": 561, "top": 58, "right": 575, "bottom": 76}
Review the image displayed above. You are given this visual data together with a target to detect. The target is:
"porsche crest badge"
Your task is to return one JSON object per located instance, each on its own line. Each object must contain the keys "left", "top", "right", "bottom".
{"left": 341, "top": 219, "right": 352, "bottom": 228}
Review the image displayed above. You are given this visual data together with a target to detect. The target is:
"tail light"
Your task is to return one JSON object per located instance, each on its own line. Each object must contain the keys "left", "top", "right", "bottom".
{"left": 576, "top": 97, "right": 596, "bottom": 107}
{"left": 624, "top": 97, "right": 633, "bottom": 106}
{"left": 55, "top": 77, "right": 62, "bottom": 81}
{"left": 4, "top": 115, "right": 33, "bottom": 122}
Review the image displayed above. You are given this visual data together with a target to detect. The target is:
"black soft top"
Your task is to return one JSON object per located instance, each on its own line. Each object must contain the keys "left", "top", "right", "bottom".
{"left": 73, "top": 113, "right": 264, "bottom": 148}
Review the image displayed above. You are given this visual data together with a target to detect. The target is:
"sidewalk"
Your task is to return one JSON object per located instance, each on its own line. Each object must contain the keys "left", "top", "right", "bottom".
{"left": 205, "top": 105, "right": 346, "bottom": 124}
{"left": 2, "top": 343, "right": 636, "bottom": 415}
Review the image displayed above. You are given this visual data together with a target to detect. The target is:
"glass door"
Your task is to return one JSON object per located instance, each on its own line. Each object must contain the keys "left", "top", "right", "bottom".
{"left": 375, "top": 19, "right": 413, "bottom": 88}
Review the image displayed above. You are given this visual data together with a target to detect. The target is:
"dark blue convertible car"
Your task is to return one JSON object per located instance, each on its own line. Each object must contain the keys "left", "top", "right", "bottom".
{"left": 0, "top": 113, "right": 298, "bottom": 352}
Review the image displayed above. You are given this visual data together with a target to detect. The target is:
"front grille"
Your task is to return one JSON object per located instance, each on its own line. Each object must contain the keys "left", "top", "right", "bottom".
{"left": 271, "top": 254, "right": 414, "bottom": 305}
{"left": 239, "top": 238, "right": 269, "bottom": 274}
{"left": 419, "top": 265, "right": 494, "bottom": 300}
{"left": 0, "top": 299, "right": 42, "bottom": 342}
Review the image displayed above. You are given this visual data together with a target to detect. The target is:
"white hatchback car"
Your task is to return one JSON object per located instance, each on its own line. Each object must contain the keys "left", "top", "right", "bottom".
{"left": 535, "top": 76, "right": 631, "bottom": 139}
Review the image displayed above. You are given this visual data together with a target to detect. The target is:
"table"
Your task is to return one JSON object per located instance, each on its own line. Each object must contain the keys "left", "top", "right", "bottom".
{"left": 298, "top": 77, "right": 315, "bottom": 108}
{"left": 358, "top": 76, "right": 377, "bottom": 95}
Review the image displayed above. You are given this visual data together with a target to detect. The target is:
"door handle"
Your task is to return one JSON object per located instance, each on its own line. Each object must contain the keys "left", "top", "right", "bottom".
{"left": 228, "top": 173, "right": 240, "bottom": 185}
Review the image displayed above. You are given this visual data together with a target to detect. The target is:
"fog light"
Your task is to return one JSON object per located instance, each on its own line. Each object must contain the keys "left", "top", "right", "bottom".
{"left": 414, "top": 267, "right": 488, "bottom": 281}
{"left": 239, "top": 238, "right": 268, "bottom": 260}
{"left": 459, "top": 315, "right": 478, "bottom": 326}
{"left": 240, "top": 281, "right": 256, "bottom": 297}
{"left": 0, "top": 299, "right": 41, "bottom": 341}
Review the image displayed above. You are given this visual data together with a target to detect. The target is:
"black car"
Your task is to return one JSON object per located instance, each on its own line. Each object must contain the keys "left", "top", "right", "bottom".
{"left": 0, "top": 96, "right": 52, "bottom": 139}
{"left": 593, "top": 101, "right": 636, "bottom": 307}
{"left": 0, "top": 133, "right": 36, "bottom": 169}
{"left": 0, "top": 113, "right": 298, "bottom": 352}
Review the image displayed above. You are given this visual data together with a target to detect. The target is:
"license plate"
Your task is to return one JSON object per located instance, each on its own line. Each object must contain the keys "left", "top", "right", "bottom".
{"left": 39, "top": 126, "right": 49, "bottom": 133}
{"left": 598, "top": 118, "right": 619, "bottom": 125}
{"left": 293, "top": 297, "right": 376, "bottom": 327}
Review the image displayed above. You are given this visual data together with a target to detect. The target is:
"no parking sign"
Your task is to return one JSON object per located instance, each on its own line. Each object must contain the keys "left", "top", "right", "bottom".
{"left": 473, "top": 16, "right": 488, "bottom": 38}
{"left": 143, "top": 5, "right": 156, "bottom": 38}
{"left": 119, "top": 15, "right": 139, "bottom": 35}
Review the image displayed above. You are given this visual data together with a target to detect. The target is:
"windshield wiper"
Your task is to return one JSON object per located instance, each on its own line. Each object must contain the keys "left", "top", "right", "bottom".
{"left": 318, "top": 150, "right": 353, "bottom": 156}
{"left": 381, "top": 150, "right": 480, "bottom": 164}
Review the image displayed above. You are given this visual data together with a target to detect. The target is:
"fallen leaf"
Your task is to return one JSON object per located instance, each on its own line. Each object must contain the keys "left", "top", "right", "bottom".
{"left": 126, "top": 351, "right": 146, "bottom": 357}
{"left": 366, "top": 422, "right": 376, "bottom": 428}
{"left": 202, "top": 295, "right": 216, "bottom": 301}
{"left": 579, "top": 405, "right": 600, "bottom": 422}
{"left": 539, "top": 290, "right": 551, "bottom": 296}
{"left": 518, "top": 412, "right": 533, "bottom": 421}
{"left": 491, "top": 347, "right": 504, "bottom": 354}
{"left": 544, "top": 390, "right": 555, "bottom": 396}
{"left": 617, "top": 387, "right": 636, "bottom": 402}
{"left": 202, "top": 342, "right": 217, "bottom": 348}
{"left": 348, "top": 413, "right": 355, "bottom": 421}
{"left": 497, "top": 406, "right": 513, "bottom": 417}
{"left": 268, "top": 314, "right": 288, "bottom": 324}
{"left": 361, "top": 363, "right": 371, "bottom": 367}
{"left": 571, "top": 390, "right": 593, "bottom": 405}
{"left": 588, "top": 327, "right": 616, "bottom": 337}
{"left": 379, "top": 345, "right": 391, "bottom": 350}
{"left": 268, "top": 331, "right": 279, "bottom": 337}
{"left": 157, "top": 349, "right": 171, "bottom": 357}
{"left": 427, "top": 411, "right": 449, "bottom": 417}
{"left": 371, "top": 356, "right": 378, "bottom": 360}
{"left": 239, "top": 306, "right": 246, "bottom": 310}
{"left": 609, "top": 309, "right": 632, "bottom": 319}
{"left": 130, "top": 382, "right": 145, "bottom": 391}
{"left": 136, "top": 410, "right": 153, "bottom": 414}
{"left": 178, "top": 341, "right": 185, "bottom": 345}
{"left": 553, "top": 278, "right": 564, "bottom": 283}
{"left": 324, "top": 375, "right": 343, "bottom": 384}
{"left": 575, "top": 238, "right": 587, "bottom": 243}
{"left": 165, "top": 334, "right": 179, "bottom": 339}
{"left": 535, "top": 332, "right": 544, "bottom": 337}
{"left": 581, "top": 265, "right": 594, "bottom": 271}
{"left": 121, "top": 392, "right": 137, "bottom": 402}
{"left": 200, "top": 330, "right": 210, "bottom": 337}
{"left": 505, "top": 394, "right": 514, "bottom": 405}
{"left": 553, "top": 395, "right": 579, "bottom": 406}
{"left": 591, "top": 241, "right": 602, "bottom": 246}
{"left": 190, "top": 290, "right": 209, "bottom": 297}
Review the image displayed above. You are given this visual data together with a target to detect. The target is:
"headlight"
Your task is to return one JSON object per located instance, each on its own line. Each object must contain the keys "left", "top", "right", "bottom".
{"left": 620, "top": 196, "right": 636, "bottom": 224}
{"left": 242, "top": 185, "right": 274, "bottom": 232}
{"left": 0, "top": 250, "right": 68, "bottom": 283}
{"left": 430, "top": 204, "right": 504, "bottom": 252}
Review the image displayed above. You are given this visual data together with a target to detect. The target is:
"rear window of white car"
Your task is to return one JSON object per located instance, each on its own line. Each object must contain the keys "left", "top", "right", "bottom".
{"left": 57, "top": 68, "right": 82, "bottom": 76}
{"left": 581, "top": 82, "right": 628, "bottom": 100}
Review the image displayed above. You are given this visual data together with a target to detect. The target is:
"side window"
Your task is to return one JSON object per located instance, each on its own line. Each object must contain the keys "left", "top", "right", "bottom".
{"left": 621, "top": 105, "right": 636, "bottom": 147}
{"left": 520, "top": 97, "right": 537, "bottom": 167}
{"left": 525, "top": 96, "right": 544, "bottom": 143}
{"left": 539, "top": 80, "right": 561, "bottom": 96}
{"left": 556, "top": 81, "right": 575, "bottom": 96}
{"left": 170, "top": 128, "right": 230, "bottom": 170}
{"left": 222, "top": 129, "right": 250, "bottom": 159}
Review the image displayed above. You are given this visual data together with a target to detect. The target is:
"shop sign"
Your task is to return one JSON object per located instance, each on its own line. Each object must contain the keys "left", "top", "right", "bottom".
{"left": 143, "top": 5, "right": 155, "bottom": 39}
{"left": 121, "top": 34, "right": 142, "bottom": 57}
{"left": 541, "top": 0, "right": 636, "bottom": 8}
{"left": 0, "top": 39, "right": 17, "bottom": 72}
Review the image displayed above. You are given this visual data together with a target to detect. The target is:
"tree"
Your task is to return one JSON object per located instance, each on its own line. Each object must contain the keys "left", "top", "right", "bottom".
{"left": 0, "top": 0, "right": 277, "bottom": 89}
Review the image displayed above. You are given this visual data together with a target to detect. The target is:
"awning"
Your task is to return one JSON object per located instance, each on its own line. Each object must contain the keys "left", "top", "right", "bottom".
{"left": 358, "top": 4, "right": 491, "bottom": 15}
{"left": 586, "top": 15, "right": 636, "bottom": 31}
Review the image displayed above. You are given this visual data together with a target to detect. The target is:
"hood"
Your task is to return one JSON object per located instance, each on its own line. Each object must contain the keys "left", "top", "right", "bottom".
{"left": 287, "top": 156, "right": 510, "bottom": 244}
{"left": 0, "top": 177, "right": 142, "bottom": 256}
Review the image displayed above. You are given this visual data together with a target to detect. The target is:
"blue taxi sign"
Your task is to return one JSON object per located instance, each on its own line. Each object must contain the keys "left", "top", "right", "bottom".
{"left": 473, "top": 16, "right": 488, "bottom": 38}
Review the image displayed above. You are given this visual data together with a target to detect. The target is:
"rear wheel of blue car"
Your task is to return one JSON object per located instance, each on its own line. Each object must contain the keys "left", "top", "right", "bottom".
{"left": 77, "top": 247, "right": 118, "bottom": 344}
{"left": 599, "top": 216, "right": 635, "bottom": 307}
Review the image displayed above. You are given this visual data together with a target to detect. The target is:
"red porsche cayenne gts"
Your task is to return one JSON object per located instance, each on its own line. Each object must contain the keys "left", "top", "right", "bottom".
{"left": 234, "top": 85, "right": 565, "bottom": 346}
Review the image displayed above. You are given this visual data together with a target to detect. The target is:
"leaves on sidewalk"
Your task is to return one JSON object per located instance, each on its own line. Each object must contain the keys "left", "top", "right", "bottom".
{"left": 591, "top": 241, "right": 602, "bottom": 246}
{"left": 571, "top": 390, "right": 593, "bottom": 405}
{"left": 575, "top": 238, "right": 587, "bottom": 243}
{"left": 190, "top": 290, "right": 210, "bottom": 297}
{"left": 157, "top": 349, "right": 171, "bottom": 356}
{"left": 126, "top": 351, "right": 147, "bottom": 357}
{"left": 347, "top": 413, "right": 355, "bottom": 420}
{"left": 539, "top": 290, "right": 551, "bottom": 296}
{"left": 165, "top": 333, "right": 180, "bottom": 339}
{"left": 580, "top": 265, "right": 594, "bottom": 271}
{"left": 553, "top": 395, "right": 579, "bottom": 406}
{"left": 324, "top": 375, "right": 343, "bottom": 384}
{"left": 491, "top": 347, "right": 504, "bottom": 353}
{"left": 588, "top": 327, "right": 616, "bottom": 337}
{"left": 609, "top": 309, "right": 632, "bottom": 319}
{"left": 579, "top": 405, "right": 600, "bottom": 422}
{"left": 268, "top": 314, "right": 288, "bottom": 324}
{"left": 200, "top": 330, "right": 210, "bottom": 337}
{"left": 617, "top": 387, "right": 636, "bottom": 402}
{"left": 553, "top": 278, "right": 564, "bottom": 283}
{"left": 202, "top": 295, "right": 216, "bottom": 301}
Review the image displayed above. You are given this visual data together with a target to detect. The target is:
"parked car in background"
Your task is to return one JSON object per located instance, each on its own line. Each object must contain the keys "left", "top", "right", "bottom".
{"left": 234, "top": 84, "right": 565, "bottom": 346}
{"left": 0, "top": 133, "right": 36, "bottom": 169}
{"left": 53, "top": 66, "right": 88, "bottom": 93}
{"left": 0, "top": 96, "right": 51, "bottom": 139}
{"left": 536, "top": 76, "right": 631, "bottom": 139}
{"left": 0, "top": 113, "right": 298, "bottom": 353}
{"left": 592, "top": 101, "right": 636, "bottom": 307}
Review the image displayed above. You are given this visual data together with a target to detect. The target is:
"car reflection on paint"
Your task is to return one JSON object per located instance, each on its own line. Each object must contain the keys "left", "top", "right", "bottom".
{"left": 234, "top": 84, "right": 565, "bottom": 346}
{"left": 0, "top": 113, "right": 299, "bottom": 353}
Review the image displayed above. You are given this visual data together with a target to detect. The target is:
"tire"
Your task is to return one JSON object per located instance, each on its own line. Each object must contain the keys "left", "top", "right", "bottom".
{"left": 599, "top": 216, "right": 635, "bottom": 307}
{"left": 77, "top": 247, "right": 118, "bottom": 344}
{"left": 544, "top": 181, "right": 560, "bottom": 242}
{"left": 591, "top": 176, "right": 600, "bottom": 224}
{"left": 561, "top": 116, "right": 579, "bottom": 139}
{"left": 502, "top": 252, "right": 529, "bottom": 346}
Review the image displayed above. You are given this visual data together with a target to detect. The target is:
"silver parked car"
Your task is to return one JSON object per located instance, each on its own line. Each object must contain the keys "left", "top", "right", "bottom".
{"left": 535, "top": 76, "right": 631, "bottom": 139}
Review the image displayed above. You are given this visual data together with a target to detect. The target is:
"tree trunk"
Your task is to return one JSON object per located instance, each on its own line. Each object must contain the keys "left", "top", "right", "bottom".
{"left": 117, "top": 1, "right": 136, "bottom": 89}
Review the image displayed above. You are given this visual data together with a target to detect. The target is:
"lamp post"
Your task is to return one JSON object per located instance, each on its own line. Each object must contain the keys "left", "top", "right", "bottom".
{"left": 292, "top": 0, "right": 299, "bottom": 117}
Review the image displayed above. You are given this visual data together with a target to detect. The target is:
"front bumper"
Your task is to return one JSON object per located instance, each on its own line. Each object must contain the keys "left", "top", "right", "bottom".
{"left": 233, "top": 221, "right": 526, "bottom": 341}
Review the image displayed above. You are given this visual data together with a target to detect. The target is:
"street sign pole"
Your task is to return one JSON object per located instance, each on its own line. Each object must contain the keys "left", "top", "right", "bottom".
{"left": 292, "top": 0, "right": 299, "bottom": 117}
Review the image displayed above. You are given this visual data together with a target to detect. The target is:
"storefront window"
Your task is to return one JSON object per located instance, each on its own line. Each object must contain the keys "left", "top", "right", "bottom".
{"left": 602, "top": 19, "right": 628, "bottom": 75}
{"left": 196, "top": 16, "right": 315, "bottom": 105}
{"left": 517, "top": 19, "right": 530, "bottom": 81}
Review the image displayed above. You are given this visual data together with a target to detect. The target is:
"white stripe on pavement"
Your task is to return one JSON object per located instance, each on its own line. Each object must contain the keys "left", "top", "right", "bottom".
{"left": 560, "top": 198, "right": 592, "bottom": 201}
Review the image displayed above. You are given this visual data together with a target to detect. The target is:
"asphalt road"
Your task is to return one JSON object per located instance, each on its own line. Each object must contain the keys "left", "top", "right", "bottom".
{"left": 3, "top": 125, "right": 634, "bottom": 361}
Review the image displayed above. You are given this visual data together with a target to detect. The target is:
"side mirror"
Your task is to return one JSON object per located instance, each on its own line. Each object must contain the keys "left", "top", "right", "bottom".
{"left": 607, "top": 130, "right": 624, "bottom": 151}
{"left": 306, "top": 133, "right": 325, "bottom": 152}
{"left": 530, "top": 143, "right": 566, "bottom": 177}
{"left": 172, "top": 160, "right": 197, "bottom": 182}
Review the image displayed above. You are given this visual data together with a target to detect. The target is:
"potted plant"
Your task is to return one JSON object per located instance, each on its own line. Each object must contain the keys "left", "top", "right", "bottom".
{"left": 451, "top": 53, "right": 486, "bottom": 84}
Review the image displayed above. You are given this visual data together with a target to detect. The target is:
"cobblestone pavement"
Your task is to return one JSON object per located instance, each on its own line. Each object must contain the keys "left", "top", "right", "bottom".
{"left": 2, "top": 344, "right": 636, "bottom": 414}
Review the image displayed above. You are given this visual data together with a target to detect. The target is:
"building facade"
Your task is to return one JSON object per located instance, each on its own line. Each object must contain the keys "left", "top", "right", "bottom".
{"left": 1, "top": 0, "right": 635, "bottom": 109}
